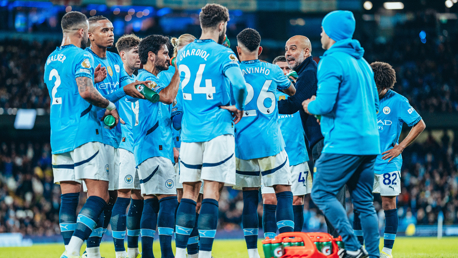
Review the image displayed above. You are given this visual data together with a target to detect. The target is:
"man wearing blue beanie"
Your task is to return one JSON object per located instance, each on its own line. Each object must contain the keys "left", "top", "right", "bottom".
{"left": 303, "top": 10, "right": 380, "bottom": 258}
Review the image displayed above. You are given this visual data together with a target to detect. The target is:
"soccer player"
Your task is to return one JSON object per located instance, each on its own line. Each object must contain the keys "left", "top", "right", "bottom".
{"left": 84, "top": 16, "right": 145, "bottom": 258}
{"left": 261, "top": 55, "right": 312, "bottom": 239}
{"left": 110, "top": 34, "right": 143, "bottom": 258}
{"left": 303, "top": 10, "right": 380, "bottom": 258}
{"left": 234, "top": 29, "right": 296, "bottom": 258}
{"left": 353, "top": 62, "right": 426, "bottom": 258}
{"left": 44, "top": 11, "right": 120, "bottom": 258}
{"left": 130, "top": 34, "right": 181, "bottom": 258}
{"left": 174, "top": 4, "right": 248, "bottom": 258}
{"left": 159, "top": 34, "right": 203, "bottom": 258}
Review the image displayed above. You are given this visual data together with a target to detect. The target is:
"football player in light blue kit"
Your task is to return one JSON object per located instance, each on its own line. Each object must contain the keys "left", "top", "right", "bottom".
{"left": 234, "top": 29, "right": 296, "bottom": 258}
{"left": 84, "top": 16, "right": 147, "bottom": 258}
{"left": 261, "top": 56, "right": 312, "bottom": 239}
{"left": 110, "top": 34, "right": 144, "bottom": 258}
{"left": 174, "top": 4, "right": 248, "bottom": 258}
{"left": 128, "top": 34, "right": 181, "bottom": 258}
{"left": 44, "top": 11, "right": 121, "bottom": 258}
{"left": 353, "top": 62, "right": 425, "bottom": 258}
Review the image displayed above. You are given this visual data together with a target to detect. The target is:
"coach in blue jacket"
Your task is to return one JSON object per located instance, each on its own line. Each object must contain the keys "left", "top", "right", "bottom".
{"left": 303, "top": 11, "right": 380, "bottom": 258}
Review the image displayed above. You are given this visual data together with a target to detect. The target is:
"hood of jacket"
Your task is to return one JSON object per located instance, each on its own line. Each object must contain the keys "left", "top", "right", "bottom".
{"left": 323, "top": 38, "right": 364, "bottom": 59}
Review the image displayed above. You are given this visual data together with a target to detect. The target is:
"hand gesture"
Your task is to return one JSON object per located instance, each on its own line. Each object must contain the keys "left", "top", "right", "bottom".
{"left": 94, "top": 64, "right": 107, "bottom": 83}
{"left": 382, "top": 144, "right": 404, "bottom": 162}
{"left": 302, "top": 95, "right": 316, "bottom": 115}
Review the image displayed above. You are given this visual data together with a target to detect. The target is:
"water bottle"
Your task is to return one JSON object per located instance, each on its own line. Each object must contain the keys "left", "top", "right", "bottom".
{"left": 104, "top": 115, "right": 115, "bottom": 127}
{"left": 136, "top": 82, "right": 160, "bottom": 103}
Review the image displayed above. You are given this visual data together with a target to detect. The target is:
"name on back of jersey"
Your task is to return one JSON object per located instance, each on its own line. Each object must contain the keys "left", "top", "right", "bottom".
{"left": 178, "top": 48, "right": 210, "bottom": 61}
{"left": 47, "top": 53, "right": 66, "bottom": 64}
{"left": 242, "top": 66, "right": 271, "bottom": 76}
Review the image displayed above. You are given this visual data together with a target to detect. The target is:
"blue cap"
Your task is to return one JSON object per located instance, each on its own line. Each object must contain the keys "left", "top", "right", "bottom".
{"left": 322, "top": 10, "right": 356, "bottom": 42}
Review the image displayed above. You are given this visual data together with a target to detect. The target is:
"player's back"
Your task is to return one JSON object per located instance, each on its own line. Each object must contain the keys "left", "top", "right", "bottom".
{"left": 44, "top": 45, "right": 102, "bottom": 154}
{"left": 236, "top": 60, "right": 289, "bottom": 160}
{"left": 177, "top": 39, "right": 239, "bottom": 143}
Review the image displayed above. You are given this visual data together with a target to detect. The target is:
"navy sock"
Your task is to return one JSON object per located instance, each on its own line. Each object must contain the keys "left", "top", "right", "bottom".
{"left": 198, "top": 199, "right": 219, "bottom": 252}
{"left": 353, "top": 210, "right": 364, "bottom": 245}
{"left": 87, "top": 211, "right": 104, "bottom": 248}
{"left": 111, "top": 197, "right": 130, "bottom": 252}
{"left": 242, "top": 190, "right": 259, "bottom": 250}
{"left": 175, "top": 198, "right": 197, "bottom": 249}
{"left": 276, "top": 191, "right": 294, "bottom": 233}
{"left": 158, "top": 196, "right": 178, "bottom": 258}
{"left": 293, "top": 205, "right": 304, "bottom": 232}
{"left": 384, "top": 209, "right": 398, "bottom": 249}
{"left": 59, "top": 193, "right": 80, "bottom": 246}
{"left": 187, "top": 213, "right": 199, "bottom": 255}
{"left": 263, "top": 204, "right": 277, "bottom": 239}
{"left": 73, "top": 196, "right": 107, "bottom": 241}
{"left": 141, "top": 198, "right": 159, "bottom": 258}
{"left": 127, "top": 199, "right": 143, "bottom": 248}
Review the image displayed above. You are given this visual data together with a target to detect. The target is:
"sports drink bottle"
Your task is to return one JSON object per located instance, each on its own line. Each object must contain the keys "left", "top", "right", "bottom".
{"left": 136, "top": 82, "right": 160, "bottom": 103}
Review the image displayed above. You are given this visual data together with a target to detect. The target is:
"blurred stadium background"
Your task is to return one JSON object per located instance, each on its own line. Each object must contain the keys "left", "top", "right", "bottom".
{"left": 1, "top": 0, "right": 458, "bottom": 247}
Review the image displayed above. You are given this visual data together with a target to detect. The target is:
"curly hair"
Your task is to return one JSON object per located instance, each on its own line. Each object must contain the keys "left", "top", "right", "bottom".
{"left": 237, "top": 28, "right": 261, "bottom": 52}
{"left": 371, "top": 61, "right": 397, "bottom": 90}
{"left": 138, "top": 34, "right": 169, "bottom": 65}
{"left": 115, "top": 34, "right": 141, "bottom": 53}
{"left": 199, "top": 3, "right": 229, "bottom": 29}
{"left": 272, "top": 56, "right": 287, "bottom": 64}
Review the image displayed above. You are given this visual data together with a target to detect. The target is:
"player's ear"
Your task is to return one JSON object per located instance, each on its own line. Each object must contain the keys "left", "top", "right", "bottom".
{"left": 218, "top": 21, "right": 224, "bottom": 32}
{"left": 236, "top": 46, "right": 242, "bottom": 57}
{"left": 148, "top": 51, "right": 155, "bottom": 63}
{"left": 258, "top": 46, "right": 263, "bottom": 56}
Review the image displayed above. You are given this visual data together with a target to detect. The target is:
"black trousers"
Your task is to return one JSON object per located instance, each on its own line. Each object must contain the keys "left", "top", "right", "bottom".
{"left": 311, "top": 138, "right": 346, "bottom": 238}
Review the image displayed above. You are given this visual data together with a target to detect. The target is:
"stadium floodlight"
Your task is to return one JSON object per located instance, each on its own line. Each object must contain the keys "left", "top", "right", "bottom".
{"left": 445, "top": 0, "right": 453, "bottom": 8}
{"left": 364, "top": 1, "right": 373, "bottom": 10}
{"left": 383, "top": 2, "right": 404, "bottom": 9}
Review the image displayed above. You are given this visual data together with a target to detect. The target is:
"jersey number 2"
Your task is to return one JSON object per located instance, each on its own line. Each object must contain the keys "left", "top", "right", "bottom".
{"left": 243, "top": 80, "right": 275, "bottom": 117}
{"left": 179, "top": 64, "right": 216, "bottom": 100}
{"left": 49, "top": 69, "right": 62, "bottom": 105}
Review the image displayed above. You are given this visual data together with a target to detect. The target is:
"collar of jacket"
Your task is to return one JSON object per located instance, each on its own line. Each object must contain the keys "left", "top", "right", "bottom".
{"left": 294, "top": 55, "right": 313, "bottom": 74}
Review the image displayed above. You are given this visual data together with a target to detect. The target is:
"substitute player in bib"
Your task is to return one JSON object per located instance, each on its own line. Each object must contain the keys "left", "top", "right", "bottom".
{"left": 109, "top": 34, "right": 143, "bottom": 258}
{"left": 159, "top": 34, "right": 203, "bottom": 258}
{"left": 261, "top": 56, "right": 312, "bottom": 239}
{"left": 130, "top": 34, "right": 180, "bottom": 258}
{"left": 353, "top": 62, "right": 425, "bottom": 258}
{"left": 174, "top": 4, "right": 248, "bottom": 258}
{"left": 84, "top": 16, "right": 146, "bottom": 258}
{"left": 234, "top": 29, "right": 296, "bottom": 258}
{"left": 44, "top": 11, "right": 121, "bottom": 258}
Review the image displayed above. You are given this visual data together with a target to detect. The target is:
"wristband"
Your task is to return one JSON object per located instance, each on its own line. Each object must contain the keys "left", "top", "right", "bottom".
{"left": 106, "top": 101, "right": 116, "bottom": 111}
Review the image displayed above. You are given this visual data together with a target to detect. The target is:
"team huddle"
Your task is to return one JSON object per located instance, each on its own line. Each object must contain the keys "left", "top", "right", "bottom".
{"left": 44, "top": 3, "right": 425, "bottom": 258}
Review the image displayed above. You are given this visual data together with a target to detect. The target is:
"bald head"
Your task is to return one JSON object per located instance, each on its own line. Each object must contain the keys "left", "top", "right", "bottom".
{"left": 285, "top": 35, "right": 312, "bottom": 70}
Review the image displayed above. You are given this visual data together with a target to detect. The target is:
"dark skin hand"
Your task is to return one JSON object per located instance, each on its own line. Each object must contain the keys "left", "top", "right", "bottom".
{"left": 382, "top": 119, "right": 426, "bottom": 162}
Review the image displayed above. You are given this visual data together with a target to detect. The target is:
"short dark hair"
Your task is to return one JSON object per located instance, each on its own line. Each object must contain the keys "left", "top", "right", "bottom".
{"left": 88, "top": 15, "right": 109, "bottom": 26}
{"left": 116, "top": 34, "right": 141, "bottom": 53}
{"left": 273, "top": 56, "right": 286, "bottom": 64}
{"left": 199, "top": 3, "right": 229, "bottom": 29}
{"left": 61, "top": 11, "right": 87, "bottom": 32}
{"left": 371, "top": 61, "right": 397, "bottom": 90}
{"left": 139, "top": 35, "right": 169, "bottom": 64}
{"left": 237, "top": 28, "right": 261, "bottom": 52}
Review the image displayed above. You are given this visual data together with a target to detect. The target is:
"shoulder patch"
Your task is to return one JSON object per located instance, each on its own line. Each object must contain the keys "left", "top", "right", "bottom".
{"left": 229, "top": 54, "right": 238, "bottom": 62}
{"left": 82, "top": 59, "right": 91, "bottom": 68}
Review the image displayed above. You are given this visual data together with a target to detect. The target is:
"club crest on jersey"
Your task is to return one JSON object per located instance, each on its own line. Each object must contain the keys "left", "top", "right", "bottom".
{"left": 165, "top": 179, "right": 174, "bottom": 189}
{"left": 229, "top": 54, "right": 238, "bottom": 62}
{"left": 124, "top": 174, "right": 133, "bottom": 184}
{"left": 383, "top": 106, "right": 391, "bottom": 114}
{"left": 107, "top": 66, "right": 113, "bottom": 76}
{"left": 105, "top": 164, "right": 109, "bottom": 173}
{"left": 82, "top": 59, "right": 91, "bottom": 68}
{"left": 115, "top": 64, "right": 120, "bottom": 73}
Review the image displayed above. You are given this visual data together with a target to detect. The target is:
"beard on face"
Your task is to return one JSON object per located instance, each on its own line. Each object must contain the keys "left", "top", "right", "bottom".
{"left": 81, "top": 37, "right": 89, "bottom": 49}
{"left": 217, "top": 30, "right": 225, "bottom": 45}
{"left": 155, "top": 58, "right": 169, "bottom": 72}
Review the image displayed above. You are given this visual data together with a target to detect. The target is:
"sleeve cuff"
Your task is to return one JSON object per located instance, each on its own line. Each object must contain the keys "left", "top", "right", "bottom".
{"left": 407, "top": 116, "right": 422, "bottom": 127}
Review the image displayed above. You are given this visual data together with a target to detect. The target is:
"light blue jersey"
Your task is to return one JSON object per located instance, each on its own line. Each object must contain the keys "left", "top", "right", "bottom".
{"left": 177, "top": 39, "right": 240, "bottom": 143}
{"left": 375, "top": 90, "right": 421, "bottom": 174}
{"left": 277, "top": 92, "right": 309, "bottom": 166}
{"left": 235, "top": 60, "right": 291, "bottom": 160}
{"left": 44, "top": 45, "right": 102, "bottom": 154}
{"left": 159, "top": 66, "right": 181, "bottom": 149}
{"left": 86, "top": 48, "right": 131, "bottom": 148}
{"left": 118, "top": 73, "right": 137, "bottom": 153}
{"left": 132, "top": 69, "right": 174, "bottom": 166}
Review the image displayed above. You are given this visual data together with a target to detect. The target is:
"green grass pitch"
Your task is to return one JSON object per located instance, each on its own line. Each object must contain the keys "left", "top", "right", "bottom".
{"left": 1, "top": 237, "right": 457, "bottom": 258}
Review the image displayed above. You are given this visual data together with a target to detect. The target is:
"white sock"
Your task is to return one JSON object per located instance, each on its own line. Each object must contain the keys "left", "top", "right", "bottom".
{"left": 189, "top": 254, "right": 199, "bottom": 258}
{"left": 115, "top": 251, "right": 127, "bottom": 258}
{"left": 86, "top": 246, "right": 101, "bottom": 258}
{"left": 65, "top": 236, "right": 84, "bottom": 256}
{"left": 127, "top": 248, "right": 140, "bottom": 258}
{"left": 175, "top": 247, "right": 187, "bottom": 258}
{"left": 382, "top": 247, "right": 392, "bottom": 255}
{"left": 346, "top": 250, "right": 360, "bottom": 256}
{"left": 248, "top": 248, "right": 260, "bottom": 258}
{"left": 198, "top": 250, "right": 212, "bottom": 258}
